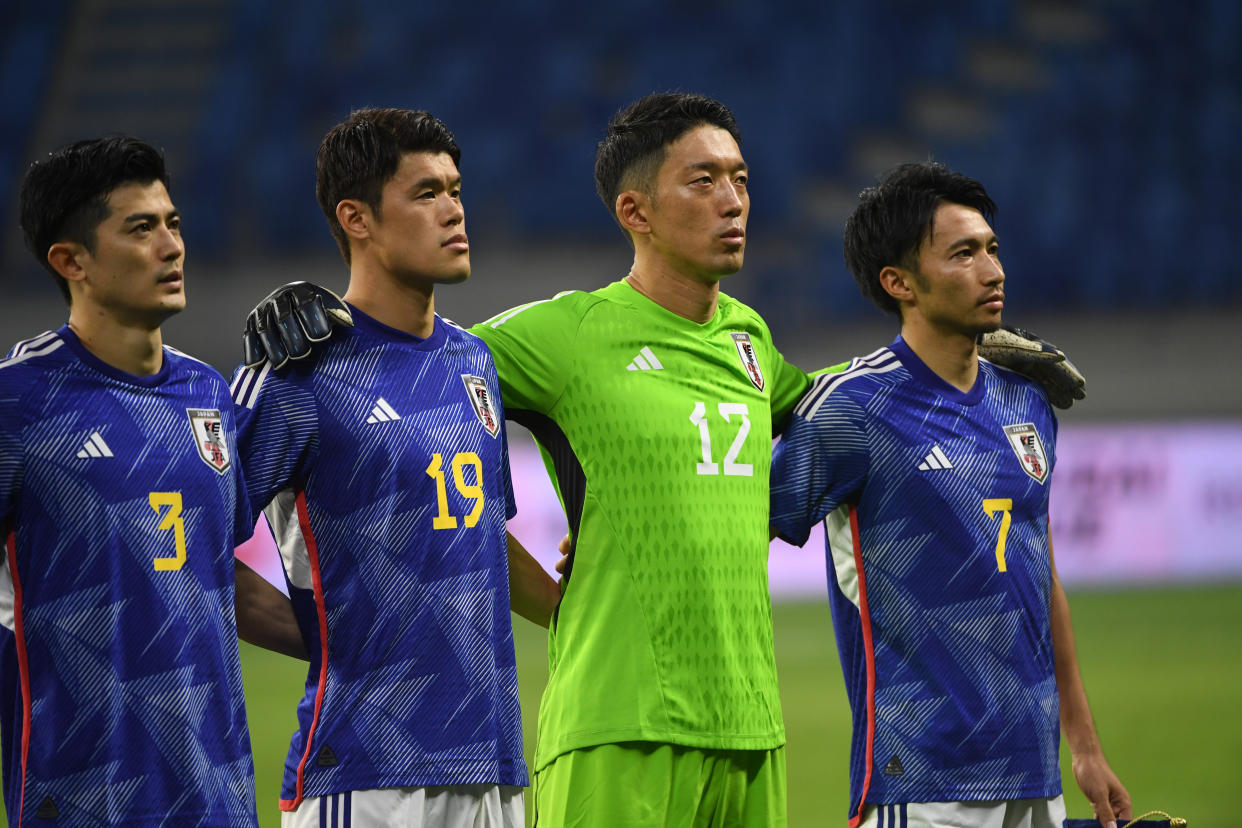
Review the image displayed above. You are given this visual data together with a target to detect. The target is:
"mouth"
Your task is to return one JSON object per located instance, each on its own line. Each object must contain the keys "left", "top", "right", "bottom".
{"left": 158, "top": 271, "right": 183, "bottom": 288}
{"left": 443, "top": 233, "right": 469, "bottom": 252}
{"left": 720, "top": 228, "right": 745, "bottom": 248}
{"left": 980, "top": 293, "right": 1004, "bottom": 310}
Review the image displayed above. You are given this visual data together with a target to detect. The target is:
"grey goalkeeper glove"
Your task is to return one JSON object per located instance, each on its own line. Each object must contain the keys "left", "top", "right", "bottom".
{"left": 978, "top": 325, "right": 1086, "bottom": 409}
{"left": 242, "top": 281, "right": 353, "bottom": 369}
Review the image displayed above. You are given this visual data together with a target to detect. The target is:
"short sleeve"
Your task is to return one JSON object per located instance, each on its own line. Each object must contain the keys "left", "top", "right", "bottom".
{"left": 769, "top": 379, "right": 871, "bottom": 546}
{"left": 470, "top": 295, "right": 581, "bottom": 416}
{"left": 230, "top": 364, "right": 318, "bottom": 519}
{"left": 766, "top": 348, "right": 812, "bottom": 434}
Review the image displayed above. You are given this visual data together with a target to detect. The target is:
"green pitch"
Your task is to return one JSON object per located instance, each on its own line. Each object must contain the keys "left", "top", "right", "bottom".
{"left": 4, "top": 585, "right": 1230, "bottom": 826}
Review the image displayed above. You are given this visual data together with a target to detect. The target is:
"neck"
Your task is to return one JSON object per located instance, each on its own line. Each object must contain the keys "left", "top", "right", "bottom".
{"left": 626, "top": 252, "right": 721, "bottom": 324}
{"left": 900, "top": 317, "right": 980, "bottom": 392}
{"left": 344, "top": 261, "right": 436, "bottom": 338}
{"left": 67, "top": 307, "right": 164, "bottom": 376}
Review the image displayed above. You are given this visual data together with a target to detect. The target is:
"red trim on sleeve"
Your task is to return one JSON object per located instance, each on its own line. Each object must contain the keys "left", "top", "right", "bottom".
{"left": 6, "top": 530, "right": 31, "bottom": 826}
{"left": 282, "top": 490, "right": 331, "bottom": 813}
{"left": 847, "top": 505, "right": 877, "bottom": 828}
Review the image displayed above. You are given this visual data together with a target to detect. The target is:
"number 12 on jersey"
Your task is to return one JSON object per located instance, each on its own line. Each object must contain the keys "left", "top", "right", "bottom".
{"left": 689, "top": 402, "right": 753, "bottom": 477}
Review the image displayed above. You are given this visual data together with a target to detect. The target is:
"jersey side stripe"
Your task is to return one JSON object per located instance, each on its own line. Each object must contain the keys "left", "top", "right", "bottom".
{"left": 6, "top": 531, "right": 31, "bottom": 826}
{"left": 279, "top": 489, "right": 331, "bottom": 813}
{"left": 0, "top": 337, "right": 64, "bottom": 370}
{"left": 795, "top": 350, "right": 900, "bottom": 420}
{"left": 847, "top": 504, "right": 878, "bottom": 828}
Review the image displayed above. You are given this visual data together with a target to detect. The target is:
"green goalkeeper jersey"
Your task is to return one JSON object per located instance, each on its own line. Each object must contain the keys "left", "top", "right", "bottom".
{"left": 472, "top": 279, "right": 809, "bottom": 770}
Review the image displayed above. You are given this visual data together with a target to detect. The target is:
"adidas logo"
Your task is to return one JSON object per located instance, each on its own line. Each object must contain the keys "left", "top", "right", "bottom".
{"left": 366, "top": 398, "right": 401, "bottom": 424}
{"left": 917, "top": 445, "right": 953, "bottom": 471}
{"left": 882, "top": 754, "right": 906, "bottom": 776}
{"left": 626, "top": 346, "right": 663, "bottom": 372}
{"left": 76, "top": 432, "right": 114, "bottom": 458}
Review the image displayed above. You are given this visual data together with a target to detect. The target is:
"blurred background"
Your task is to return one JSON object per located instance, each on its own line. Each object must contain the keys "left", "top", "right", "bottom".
{"left": 2, "top": 0, "right": 1239, "bottom": 825}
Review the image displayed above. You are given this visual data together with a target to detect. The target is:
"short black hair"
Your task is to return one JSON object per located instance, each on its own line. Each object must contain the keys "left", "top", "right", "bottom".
{"left": 316, "top": 107, "right": 461, "bottom": 263}
{"left": 19, "top": 136, "right": 170, "bottom": 305}
{"left": 843, "top": 161, "right": 997, "bottom": 317}
{"left": 594, "top": 92, "right": 741, "bottom": 236}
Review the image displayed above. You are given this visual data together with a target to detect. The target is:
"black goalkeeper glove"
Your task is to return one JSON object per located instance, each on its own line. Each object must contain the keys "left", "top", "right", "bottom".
{"left": 978, "top": 325, "right": 1086, "bottom": 410}
{"left": 242, "top": 281, "right": 353, "bottom": 369}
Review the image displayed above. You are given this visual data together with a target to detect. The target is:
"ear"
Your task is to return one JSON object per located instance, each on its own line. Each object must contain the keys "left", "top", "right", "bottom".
{"left": 615, "top": 190, "right": 651, "bottom": 237}
{"left": 879, "top": 265, "right": 917, "bottom": 306}
{"left": 336, "top": 199, "right": 372, "bottom": 245}
{"left": 47, "top": 242, "right": 88, "bottom": 285}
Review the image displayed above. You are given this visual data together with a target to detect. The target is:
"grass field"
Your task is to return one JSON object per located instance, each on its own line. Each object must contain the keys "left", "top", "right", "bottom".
{"left": 5, "top": 585, "right": 1232, "bottom": 826}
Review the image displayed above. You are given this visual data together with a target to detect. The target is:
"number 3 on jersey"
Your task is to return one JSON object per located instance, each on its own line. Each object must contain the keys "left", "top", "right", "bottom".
{"left": 690, "top": 402, "right": 752, "bottom": 476}
{"left": 149, "top": 492, "right": 187, "bottom": 571}
{"left": 426, "top": 452, "right": 485, "bottom": 529}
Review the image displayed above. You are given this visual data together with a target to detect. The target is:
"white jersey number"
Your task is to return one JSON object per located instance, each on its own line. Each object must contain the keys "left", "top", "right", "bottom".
{"left": 689, "top": 402, "right": 753, "bottom": 477}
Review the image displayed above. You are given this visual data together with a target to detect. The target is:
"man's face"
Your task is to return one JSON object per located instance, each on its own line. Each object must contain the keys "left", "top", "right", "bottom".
{"left": 76, "top": 180, "right": 186, "bottom": 326}
{"left": 643, "top": 125, "right": 749, "bottom": 282}
{"left": 906, "top": 202, "right": 1005, "bottom": 336}
{"left": 367, "top": 151, "right": 469, "bottom": 284}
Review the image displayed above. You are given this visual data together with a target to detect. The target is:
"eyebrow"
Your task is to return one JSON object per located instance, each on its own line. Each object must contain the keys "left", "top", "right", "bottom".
{"left": 410, "top": 176, "right": 462, "bottom": 192}
{"left": 686, "top": 160, "right": 748, "bottom": 174}
{"left": 123, "top": 209, "right": 179, "bottom": 224}
{"left": 946, "top": 233, "right": 998, "bottom": 250}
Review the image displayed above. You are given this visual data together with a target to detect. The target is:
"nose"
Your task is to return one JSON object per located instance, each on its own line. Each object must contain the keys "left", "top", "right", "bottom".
{"left": 718, "top": 180, "right": 745, "bottom": 217}
{"left": 158, "top": 224, "right": 184, "bottom": 260}
{"left": 982, "top": 251, "right": 1004, "bottom": 285}
{"left": 443, "top": 193, "right": 464, "bottom": 226}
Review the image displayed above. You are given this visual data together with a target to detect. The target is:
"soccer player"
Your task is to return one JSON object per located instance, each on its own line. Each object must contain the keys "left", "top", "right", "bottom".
{"left": 471, "top": 93, "right": 806, "bottom": 825}
{"left": 229, "top": 108, "right": 559, "bottom": 827}
{"left": 243, "top": 93, "right": 1092, "bottom": 827}
{"left": 1, "top": 137, "right": 259, "bottom": 826}
{"left": 770, "top": 162, "right": 1131, "bottom": 828}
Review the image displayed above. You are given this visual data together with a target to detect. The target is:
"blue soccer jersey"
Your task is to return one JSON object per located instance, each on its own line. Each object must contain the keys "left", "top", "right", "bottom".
{"left": 0, "top": 326, "right": 257, "bottom": 827}
{"left": 230, "top": 307, "right": 526, "bottom": 810}
{"left": 770, "top": 337, "right": 1061, "bottom": 823}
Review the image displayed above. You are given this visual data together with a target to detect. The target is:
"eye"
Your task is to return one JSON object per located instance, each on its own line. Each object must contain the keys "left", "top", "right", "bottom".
{"left": 132, "top": 221, "right": 151, "bottom": 234}
{"left": 168, "top": 217, "right": 181, "bottom": 232}
{"left": 734, "top": 174, "right": 748, "bottom": 187}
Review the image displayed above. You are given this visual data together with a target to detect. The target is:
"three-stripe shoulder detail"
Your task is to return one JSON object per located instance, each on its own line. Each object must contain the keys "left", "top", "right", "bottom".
{"left": 794, "top": 347, "right": 901, "bottom": 421}
{"left": 163, "top": 344, "right": 212, "bottom": 367}
{"left": 1, "top": 331, "right": 64, "bottom": 369}
{"left": 482, "top": 291, "right": 578, "bottom": 329}
{"left": 231, "top": 361, "right": 272, "bottom": 409}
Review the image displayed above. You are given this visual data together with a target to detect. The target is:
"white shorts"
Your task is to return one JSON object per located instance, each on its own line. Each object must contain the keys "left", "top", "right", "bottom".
{"left": 858, "top": 796, "right": 1066, "bottom": 828}
{"left": 280, "top": 784, "right": 524, "bottom": 828}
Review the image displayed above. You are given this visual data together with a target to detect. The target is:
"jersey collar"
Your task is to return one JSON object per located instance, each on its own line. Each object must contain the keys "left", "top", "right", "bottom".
{"left": 58, "top": 323, "right": 172, "bottom": 387}
{"left": 890, "top": 335, "right": 987, "bottom": 407}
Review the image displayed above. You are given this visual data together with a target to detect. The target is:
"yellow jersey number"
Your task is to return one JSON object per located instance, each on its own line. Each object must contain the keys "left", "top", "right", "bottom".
{"left": 426, "top": 452, "right": 485, "bottom": 529}
{"left": 981, "top": 498, "right": 1014, "bottom": 572}
{"left": 149, "top": 491, "right": 187, "bottom": 571}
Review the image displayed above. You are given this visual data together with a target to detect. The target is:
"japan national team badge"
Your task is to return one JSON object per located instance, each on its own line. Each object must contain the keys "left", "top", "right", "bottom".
{"left": 462, "top": 375, "right": 501, "bottom": 438}
{"left": 1003, "top": 422, "right": 1049, "bottom": 484}
{"left": 187, "top": 408, "right": 231, "bottom": 474}
{"left": 730, "top": 332, "right": 765, "bottom": 391}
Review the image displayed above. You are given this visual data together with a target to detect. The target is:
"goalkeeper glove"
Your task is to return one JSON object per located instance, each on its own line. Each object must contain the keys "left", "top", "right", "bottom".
{"left": 978, "top": 325, "right": 1086, "bottom": 410}
{"left": 242, "top": 281, "right": 353, "bottom": 369}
